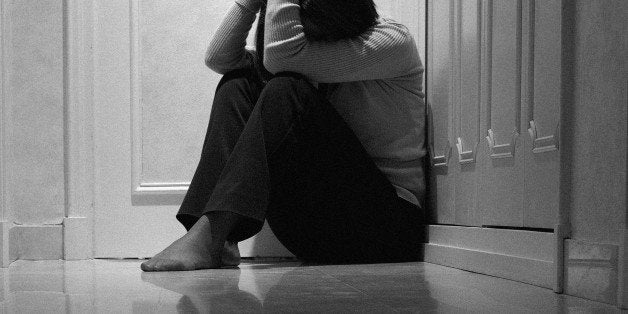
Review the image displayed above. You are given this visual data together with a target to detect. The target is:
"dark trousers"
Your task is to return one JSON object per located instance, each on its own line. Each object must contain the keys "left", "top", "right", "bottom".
{"left": 177, "top": 69, "right": 424, "bottom": 263}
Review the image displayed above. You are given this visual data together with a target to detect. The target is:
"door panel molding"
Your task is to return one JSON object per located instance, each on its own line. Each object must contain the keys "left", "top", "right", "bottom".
{"left": 526, "top": 0, "right": 560, "bottom": 154}
{"left": 130, "top": 0, "right": 191, "bottom": 200}
{"left": 427, "top": 0, "right": 454, "bottom": 169}
{"left": 454, "top": 0, "right": 482, "bottom": 165}
{"left": 521, "top": 0, "right": 560, "bottom": 229}
{"left": 485, "top": 0, "right": 522, "bottom": 159}
{"left": 528, "top": 120, "right": 559, "bottom": 153}
{"left": 427, "top": 0, "right": 456, "bottom": 225}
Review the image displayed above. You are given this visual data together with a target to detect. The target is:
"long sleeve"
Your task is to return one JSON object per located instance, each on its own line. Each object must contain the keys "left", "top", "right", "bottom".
{"left": 262, "top": 0, "right": 421, "bottom": 83}
{"left": 205, "top": 0, "right": 262, "bottom": 74}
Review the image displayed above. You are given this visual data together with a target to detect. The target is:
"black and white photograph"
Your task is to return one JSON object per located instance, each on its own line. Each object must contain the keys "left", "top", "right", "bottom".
{"left": 0, "top": 0, "right": 625, "bottom": 312}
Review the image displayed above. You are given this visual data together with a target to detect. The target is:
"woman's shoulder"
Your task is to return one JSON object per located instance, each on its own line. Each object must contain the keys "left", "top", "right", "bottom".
{"left": 365, "top": 17, "right": 415, "bottom": 50}
{"left": 376, "top": 17, "right": 412, "bottom": 36}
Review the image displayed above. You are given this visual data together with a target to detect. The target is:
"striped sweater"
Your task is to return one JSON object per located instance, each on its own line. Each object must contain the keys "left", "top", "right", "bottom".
{"left": 205, "top": 0, "right": 427, "bottom": 208}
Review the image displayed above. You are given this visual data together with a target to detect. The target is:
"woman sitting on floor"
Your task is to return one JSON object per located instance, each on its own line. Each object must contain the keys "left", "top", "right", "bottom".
{"left": 141, "top": 0, "right": 427, "bottom": 271}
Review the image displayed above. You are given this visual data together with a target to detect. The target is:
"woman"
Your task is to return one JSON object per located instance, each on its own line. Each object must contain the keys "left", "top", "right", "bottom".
{"left": 141, "top": 0, "right": 427, "bottom": 271}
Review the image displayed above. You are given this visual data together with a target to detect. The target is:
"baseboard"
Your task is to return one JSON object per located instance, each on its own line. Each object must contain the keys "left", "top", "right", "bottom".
{"left": 63, "top": 217, "right": 93, "bottom": 260}
{"left": 0, "top": 218, "right": 93, "bottom": 266}
{"left": 422, "top": 225, "right": 555, "bottom": 289}
{"left": 564, "top": 239, "right": 620, "bottom": 306}
{"left": 9, "top": 225, "right": 63, "bottom": 261}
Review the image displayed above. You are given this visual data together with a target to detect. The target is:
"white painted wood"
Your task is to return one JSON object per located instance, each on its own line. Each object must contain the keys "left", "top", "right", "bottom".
{"left": 62, "top": 0, "right": 96, "bottom": 260}
{"left": 427, "top": 225, "right": 553, "bottom": 260}
{"left": 64, "top": 0, "right": 95, "bottom": 221}
{"left": 423, "top": 243, "right": 553, "bottom": 289}
{"left": 427, "top": 0, "right": 455, "bottom": 224}
{"left": 521, "top": 0, "right": 560, "bottom": 230}
{"left": 4, "top": 0, "right": 66, "bottom": 225}
{"left": 485, "top": 0, "right": 521, "bottom": 159}
{"left": 63, "top": 217, "right": 92, "bottom": 260}
{"left": 455, "top": 0, "right": 481, "bottom": 165}
{"left": 0, "top": 222, "right": 10, "bottom": 267}
{"left": 428, "top": 0, "right": 564, "bottom": 229}
{"left": 128, "top": 0, "right": 214, "bottom": 201}
{"left": 9, "top": 225, "right": 63, "bottom": 260}
{"left": 1, "top": 0, "right": 79, "bottom": 263}
{"left": 528, "top": 0, "right": 560, "bottom": 154}
{"left": 94, "top": 0, "right": 176, "bottom": 257}
{"left": 424, "top": 225, "right": 554, "bottom": 289}
{"left": 94, "top": 0, "right": 290, "bottom": 257}
{"left": 453, "top": 0, "right": 482, "bottom": 227}
{"left": 553, "top": 224, "right": 569, "bottom": 293}
{"left": 478, "top": 0, "right": 526, "bottom": 228}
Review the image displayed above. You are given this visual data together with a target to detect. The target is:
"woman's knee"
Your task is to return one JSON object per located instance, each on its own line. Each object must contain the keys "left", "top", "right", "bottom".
{"left": 257, "top": 74, "right": 321, "bottom": 117}
{"left": 212, "top": 72, "right": 260, "bottom": 116}
{"left": 214, "top": 74, "right": 253, "bottom": 100}
{"left": 262, "top": 74, "right": 315, "bottom": 97}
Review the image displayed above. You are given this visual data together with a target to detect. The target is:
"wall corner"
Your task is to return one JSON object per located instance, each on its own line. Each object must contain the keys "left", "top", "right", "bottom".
{"left": 63, "top": 217, "right": 93, "bottom": 260}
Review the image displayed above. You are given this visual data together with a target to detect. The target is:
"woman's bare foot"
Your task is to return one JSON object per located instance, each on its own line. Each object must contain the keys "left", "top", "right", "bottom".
{"left": 140, "top": 215, "right": 240, "bottom": 271}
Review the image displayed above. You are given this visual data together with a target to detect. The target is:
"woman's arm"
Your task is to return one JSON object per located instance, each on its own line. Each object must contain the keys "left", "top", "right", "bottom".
{"left": 262, "top": 0, "right": 421, "bottom": 83}
{"left": 205, "top": 0, "right": 262, "bottom": 74}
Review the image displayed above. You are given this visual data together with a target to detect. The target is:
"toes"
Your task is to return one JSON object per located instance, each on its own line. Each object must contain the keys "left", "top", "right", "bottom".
{"left": 151, "top": 259, "right": 188, "bottom": 272}
{"left": 140, "top": 260, "right": 154, "bottom": 272}
{"left": 153, "top": 260, "right": 168, "bottom": 271}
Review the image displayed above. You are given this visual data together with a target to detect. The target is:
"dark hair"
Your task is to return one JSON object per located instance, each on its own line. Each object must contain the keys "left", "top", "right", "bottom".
{"left": 300, "top": 0, "right": 379, "bottom": 41}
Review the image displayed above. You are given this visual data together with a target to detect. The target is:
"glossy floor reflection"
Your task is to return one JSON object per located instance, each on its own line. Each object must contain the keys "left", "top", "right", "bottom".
{"left": 0, "top": 259, "right": 622, "bottom": 313}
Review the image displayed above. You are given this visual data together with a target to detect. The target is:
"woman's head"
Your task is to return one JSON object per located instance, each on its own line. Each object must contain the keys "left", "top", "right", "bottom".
{"left": 300, "top": 0, "right": 379, "bottom": 41}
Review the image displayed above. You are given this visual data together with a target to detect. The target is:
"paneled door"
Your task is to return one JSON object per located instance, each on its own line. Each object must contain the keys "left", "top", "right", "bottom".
{"left": 427, "top": 0, "right": 561, "bottom": 229}
{"left": 92, "top": 0, "right": 293, "bottom": 258}
{"left": 92, "top": 0, "right": 426, "bottom": 258}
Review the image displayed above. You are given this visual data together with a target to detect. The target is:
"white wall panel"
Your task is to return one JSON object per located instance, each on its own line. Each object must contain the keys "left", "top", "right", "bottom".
{"left": 4, "top": 0, "right": 65, "bottom": 225}
{"left": 94, "top": 0, "right": 291, "bottom": 258}
{"left": 131, "top": 0, "right": 233, "bottom": 200}
{"left": 479, "top": 0, "right": 526, "bottom": 227}
{"left": 453, "top": 0, "right": 482, "bottom": 226}
{"left": 137, "top": 0, "right": 225, "bottom": 185}
{"left": 427, "top": 0, "right": 560, "bottom": 229}
{"left": 427, "top": 0, "right": 455, "bottom": 224}
{"left": 522, "top": 0, "right": 560, "bottom": 229}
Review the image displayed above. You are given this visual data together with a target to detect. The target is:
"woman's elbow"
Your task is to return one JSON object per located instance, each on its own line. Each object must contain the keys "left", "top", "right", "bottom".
{"left": 204, "top": 52, "right": 219, "bottom": 70}
{"left": 204, "top": 54, "right": 227, "bottom": 74}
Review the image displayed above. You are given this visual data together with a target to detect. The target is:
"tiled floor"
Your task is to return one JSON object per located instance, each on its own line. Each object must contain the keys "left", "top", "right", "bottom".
{"left": 0, "top": 259, "right": 622, "bottom": 313}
